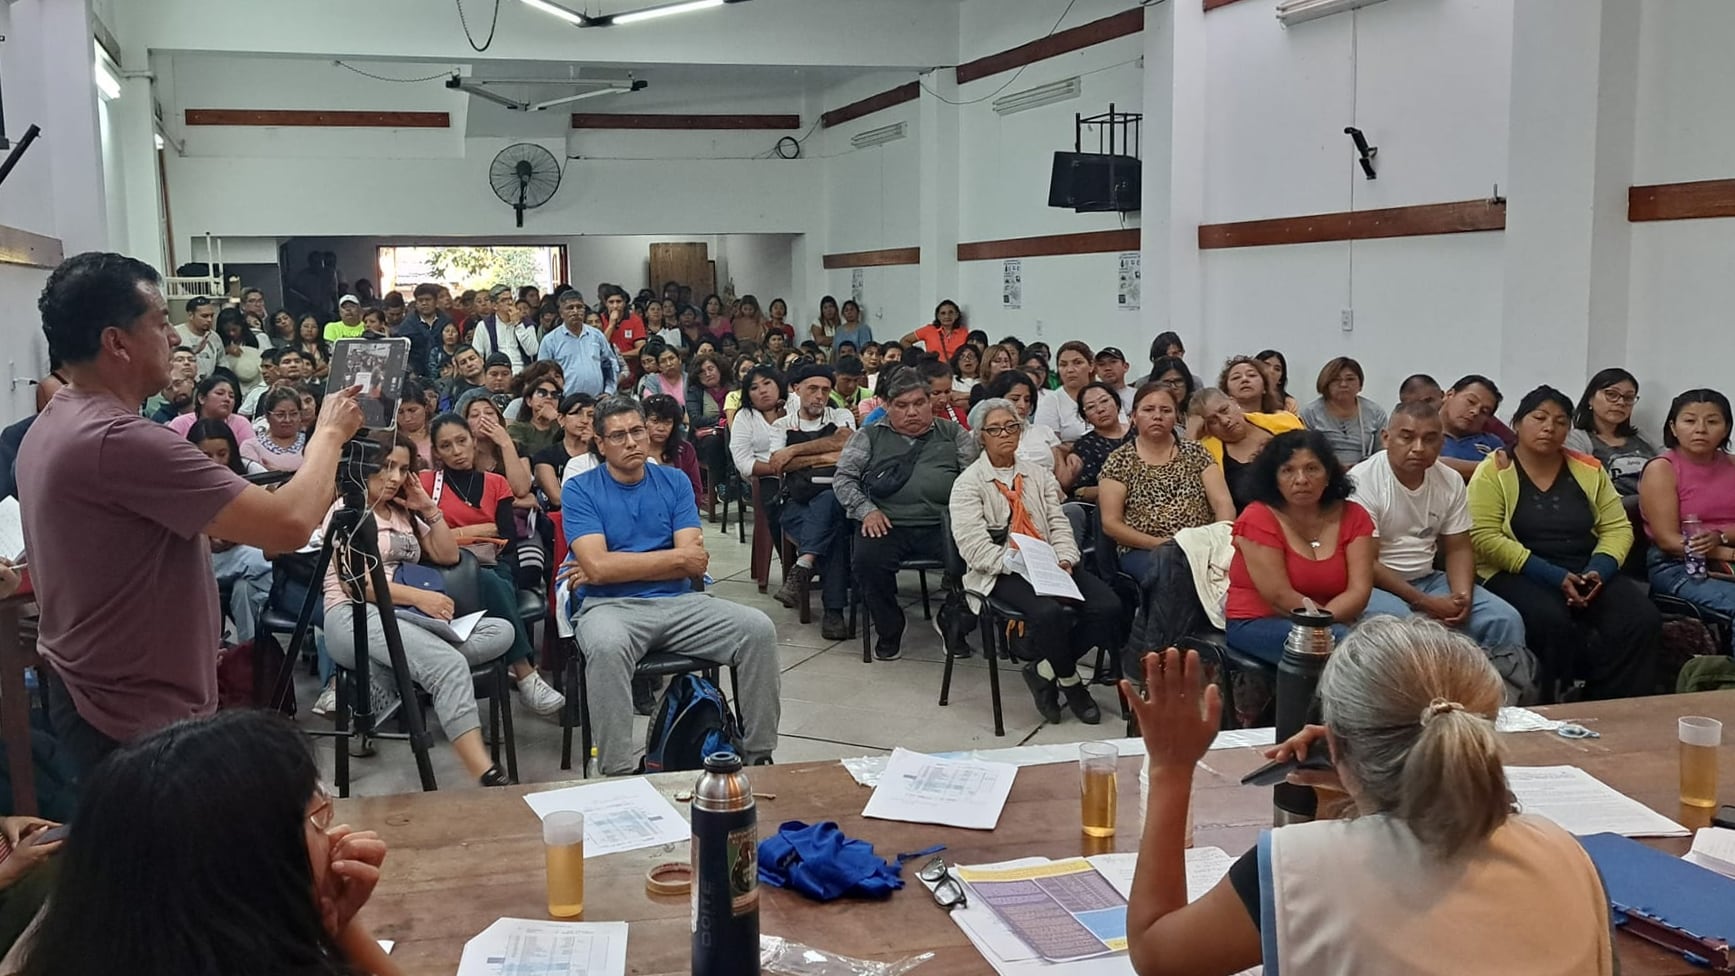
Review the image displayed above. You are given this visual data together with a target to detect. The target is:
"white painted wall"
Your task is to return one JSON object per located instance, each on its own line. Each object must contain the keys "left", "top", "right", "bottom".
{"left": 1195, "top": 0, "right": 1513, "bottom": 409}
{"left": 1625, "top": 0, "right": 1735, "bottom": 435}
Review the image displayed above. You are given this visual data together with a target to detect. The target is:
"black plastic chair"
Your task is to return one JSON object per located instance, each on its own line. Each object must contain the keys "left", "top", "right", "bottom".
{"left": 937, "top": 511, "right": 1005, "bottom": 736}
{"left": 847, "top": 520, "right": 942, "bottom": 663}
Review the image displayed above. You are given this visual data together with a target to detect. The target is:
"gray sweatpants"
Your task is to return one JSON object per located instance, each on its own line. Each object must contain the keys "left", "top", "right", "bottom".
{"left": 572, "top": 592, "right": 781, "bottom": 775}
{"left": 325, "top": 602, "right": 515, "bottom": 741}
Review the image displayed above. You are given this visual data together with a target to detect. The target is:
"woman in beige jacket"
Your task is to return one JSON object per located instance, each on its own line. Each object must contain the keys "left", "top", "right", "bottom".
{"left": 950, "top": 398, "right": 1124, "bottom": 724}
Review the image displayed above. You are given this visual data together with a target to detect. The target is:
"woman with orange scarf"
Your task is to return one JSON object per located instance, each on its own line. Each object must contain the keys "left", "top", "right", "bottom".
{"left": 950, "top": 397, "right": 1124, "bottom": 725}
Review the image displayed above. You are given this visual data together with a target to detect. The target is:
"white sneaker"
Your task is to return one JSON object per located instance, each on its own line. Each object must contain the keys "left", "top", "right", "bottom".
{"left": 515, "top": 670, "right": 567, "bottom": 717}
{"left": 311, "top": 683, "right": 337, "bottom": 718}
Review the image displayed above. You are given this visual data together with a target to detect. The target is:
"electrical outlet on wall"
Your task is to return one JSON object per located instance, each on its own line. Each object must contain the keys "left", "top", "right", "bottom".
{"left": 1340, "top": 308, "right": 1354, "bottom": 333}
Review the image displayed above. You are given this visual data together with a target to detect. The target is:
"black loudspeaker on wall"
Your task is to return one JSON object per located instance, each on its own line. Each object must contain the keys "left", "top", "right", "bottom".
{"left": 1048, "top": 152, "right": 1141, "bottom": 213}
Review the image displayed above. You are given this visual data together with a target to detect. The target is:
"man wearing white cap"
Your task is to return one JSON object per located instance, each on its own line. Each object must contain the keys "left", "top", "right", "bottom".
{"left": 323, "top": 293, "right": 366, "bottom": 342}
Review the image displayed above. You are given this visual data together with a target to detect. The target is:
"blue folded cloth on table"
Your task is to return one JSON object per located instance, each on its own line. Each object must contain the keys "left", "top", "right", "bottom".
{"left": 757, "top": 820, "right": 905, "bottom": 901}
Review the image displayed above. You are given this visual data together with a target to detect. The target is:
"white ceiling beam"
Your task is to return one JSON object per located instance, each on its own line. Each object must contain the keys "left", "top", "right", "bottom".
{"left": 129, "top": 0, "right": 960, "bottom": 71}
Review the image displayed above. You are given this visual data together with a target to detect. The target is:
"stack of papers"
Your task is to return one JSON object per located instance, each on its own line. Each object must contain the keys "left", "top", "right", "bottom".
{"left": 1685, "top": 827, "right": 1735, "bottom": 879}
{"left": 955, "top": 860, "right": 1127, "bottom": 962}
{"left": 0, "top": 496, "right": 22, "bottom": 562}
{"left": 457, "top": 919, "right": 628, "bottom": 976}
{"left": 840, "top": 729, "right": 1277, "bottom": 788}
{"left": 522, "top": 778, "right": 689, "bottom": 857}
{"left": 861, "top": 748, "right": 1018, "bottom": 830}
{"left": 1506, "top": 766, "right": 1689, "bottom": 837}
{"left": 945, "top": 850, "right": 1259, "bottom": 976}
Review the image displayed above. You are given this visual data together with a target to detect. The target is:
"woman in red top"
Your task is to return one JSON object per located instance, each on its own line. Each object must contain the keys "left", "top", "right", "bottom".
{"left": 423, "top": 414, "right": 518, "bottom": 567}
{"left": 900, "top": 299, "right": 969, "bottom": 361}
{"left": 1225, "top": 429, "right": 1378, "bottom": 664}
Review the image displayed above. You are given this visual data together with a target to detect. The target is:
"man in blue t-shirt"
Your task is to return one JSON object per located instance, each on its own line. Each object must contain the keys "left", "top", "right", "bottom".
{"left": 563, "top": 395, "right": 780, "bottom": 775}
{"left": 1437, "top": 373, "right": 1506, "bottom": 481}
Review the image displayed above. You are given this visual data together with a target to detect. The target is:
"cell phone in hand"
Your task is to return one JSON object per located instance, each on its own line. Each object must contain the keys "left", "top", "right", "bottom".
{"left": 21, "top": 824, "right": 68, "bottom": 847}
{"left": 1240, "top": 741, "right": 1334, "bottom": 788}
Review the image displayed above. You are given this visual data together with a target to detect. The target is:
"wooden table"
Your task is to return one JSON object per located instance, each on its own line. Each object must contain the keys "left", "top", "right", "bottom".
{"left": 340, "top": 692, "right": 1735, "bottom": 976}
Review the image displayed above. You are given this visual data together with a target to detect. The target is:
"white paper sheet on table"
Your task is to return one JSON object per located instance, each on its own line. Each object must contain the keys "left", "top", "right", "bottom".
{"left": 522, "top": 778, "right": 689, "bottom": 857}
{"left": 1685, "top": 826, "right": 1735, "bottom": 879}
{"left": 861, "top": 747, "right": 1017, "bottom": 830}
{"left": 457, "top": 919, "right": 628, "bottom": 976}
{"left": 947, "top": 851, "right": 1260, "bottom": 976}
{"left": 840, "top": 729, "right": 1276, "bottom": 787}
{"left": 1006, "top": 533, "right": 1084, "bottom": 600}
{"left": 1506, "top": 765, "right": 1689, "bottom": 837}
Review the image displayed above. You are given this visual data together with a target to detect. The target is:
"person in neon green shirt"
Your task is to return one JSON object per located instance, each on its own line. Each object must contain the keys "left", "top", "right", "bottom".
{"left": 323, "top": 294, "right": 365, "bottom": 342}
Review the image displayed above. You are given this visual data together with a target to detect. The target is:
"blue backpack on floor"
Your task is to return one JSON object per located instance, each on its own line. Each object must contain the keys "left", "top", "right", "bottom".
{"left": 643, "top": 672, "right": 740, "bottom": 773}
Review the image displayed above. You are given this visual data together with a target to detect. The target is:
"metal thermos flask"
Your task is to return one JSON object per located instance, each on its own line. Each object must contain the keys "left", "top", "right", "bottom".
{"left": 1274, "top": 607, "right": 1335, "bottom": 825}
{"left": 691, "top": 752, "right": 760, "bottom": 976}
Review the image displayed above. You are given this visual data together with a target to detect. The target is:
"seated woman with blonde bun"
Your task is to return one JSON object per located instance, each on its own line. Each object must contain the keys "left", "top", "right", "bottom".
{"left": 1121, "top": 616, "right": 1615, "bottom": 976}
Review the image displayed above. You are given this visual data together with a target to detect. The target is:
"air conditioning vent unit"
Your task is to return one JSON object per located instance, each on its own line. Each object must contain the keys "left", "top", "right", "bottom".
{"left": 1275, "top": 0, "right": 1389, "bottom": 26}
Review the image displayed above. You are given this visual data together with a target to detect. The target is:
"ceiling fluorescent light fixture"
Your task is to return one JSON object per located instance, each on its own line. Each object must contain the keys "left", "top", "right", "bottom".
{"left": 850, "top": 122, "right": 907, "bottom": 150}
{"left": 578, "top": 0, "right": 751, "bottom": 28}
{"left": 1275, "top": 0, "right": 1389, "bottom": 26}
{"left": 992, "top": 77, "right": 1081, "bottom": 116}
{"left": 93, "top": 43, "right": 122, "bottom": 100}
{"left": 517, "top": 0, "right": 585, "bottom": 24}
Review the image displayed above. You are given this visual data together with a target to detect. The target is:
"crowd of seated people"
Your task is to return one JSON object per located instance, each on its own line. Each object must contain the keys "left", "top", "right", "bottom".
{"left": 60, "top": 265, "right": 1723, "bottom": 790}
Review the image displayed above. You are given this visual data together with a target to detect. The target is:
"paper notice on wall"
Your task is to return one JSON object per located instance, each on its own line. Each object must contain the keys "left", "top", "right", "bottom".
{"left": 1117, "top": 252, "right": 1140, "bottom": 311}
{"left": 851, "top": 268, "right": 864, "bottom": 307}
{"left": 1003, "top": 259, "right": 1022, "bottom": 309}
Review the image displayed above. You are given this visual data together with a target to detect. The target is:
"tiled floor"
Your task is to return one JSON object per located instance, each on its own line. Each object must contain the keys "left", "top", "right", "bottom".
{"left": 297, "top": 515, "right": 1126, "bottom": 796}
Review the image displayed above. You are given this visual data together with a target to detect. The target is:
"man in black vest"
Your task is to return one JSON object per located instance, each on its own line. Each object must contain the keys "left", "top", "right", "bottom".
{"left": 769, "top": 363, "right": 856, "bottom": 639}
{"left": 833, "top": 367, "right": 978, "bottom": 660}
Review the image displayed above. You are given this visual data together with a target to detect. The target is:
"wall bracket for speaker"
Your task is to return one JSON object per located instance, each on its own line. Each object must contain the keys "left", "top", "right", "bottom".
{"left": 1344, "top": 126, "right": 1377, "bottom": 180}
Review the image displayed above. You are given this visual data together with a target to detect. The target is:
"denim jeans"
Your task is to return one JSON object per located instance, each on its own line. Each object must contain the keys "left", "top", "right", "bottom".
{"left": 1362, "top": 571, "right": 1527, "bottom": 651}
{"left": 780, "top": 488, "right": 850, "bottom": 611}
{"left": 1649, "top": 549, "right": 1735, "bottom": 653}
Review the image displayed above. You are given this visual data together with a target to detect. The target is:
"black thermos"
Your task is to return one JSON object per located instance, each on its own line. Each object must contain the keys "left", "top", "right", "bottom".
{"left": 691, "top": 752, "right": 760, "bottom": 976}
{"left": 1274, "top": 607, "right": 1335, "bottom": 824}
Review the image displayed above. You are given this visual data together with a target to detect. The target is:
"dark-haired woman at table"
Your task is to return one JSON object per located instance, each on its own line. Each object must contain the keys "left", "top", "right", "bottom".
{"left": 1640, "top": 387, "right": 1735, "bottom": 652}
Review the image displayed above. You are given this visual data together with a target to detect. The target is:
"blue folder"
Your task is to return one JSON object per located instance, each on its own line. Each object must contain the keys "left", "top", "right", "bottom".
{"left": 1579, "top": 832, "right": 1735, "bottom": 970}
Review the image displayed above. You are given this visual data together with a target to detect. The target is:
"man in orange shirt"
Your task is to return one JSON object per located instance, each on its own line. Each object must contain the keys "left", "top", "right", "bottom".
{"left": 900, "top": 299, "right": 968, "bottom": 361}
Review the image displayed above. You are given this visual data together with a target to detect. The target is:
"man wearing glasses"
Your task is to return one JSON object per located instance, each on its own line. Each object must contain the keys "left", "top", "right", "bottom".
{"left": 562, "top": 396, "right": 781, "bottom": 775}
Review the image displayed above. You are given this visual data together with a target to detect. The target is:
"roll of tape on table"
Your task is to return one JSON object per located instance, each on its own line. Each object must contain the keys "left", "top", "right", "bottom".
{"left": 646, "top": 862, "right": 693, "bottom": 896}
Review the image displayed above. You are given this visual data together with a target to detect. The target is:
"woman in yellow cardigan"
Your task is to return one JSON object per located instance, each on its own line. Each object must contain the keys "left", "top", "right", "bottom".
{"left": 1468, "top": 386, "right": 1659, "bottom": 702}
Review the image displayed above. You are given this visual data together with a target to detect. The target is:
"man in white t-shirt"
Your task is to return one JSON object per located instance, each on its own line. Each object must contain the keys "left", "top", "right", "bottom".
{"left": 769, "top": 362, "right": 856, "bottom": 639}
{"left": 1350, "top": 402, "right": 1528, "bottom": 685}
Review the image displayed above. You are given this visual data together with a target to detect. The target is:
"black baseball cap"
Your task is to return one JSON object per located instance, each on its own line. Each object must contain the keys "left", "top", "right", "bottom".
{"left": 484, "top": 353, "right": 512, "bottom": 370}
{"left": 1094, "top": 346, "right": 1127, "bottom": 363}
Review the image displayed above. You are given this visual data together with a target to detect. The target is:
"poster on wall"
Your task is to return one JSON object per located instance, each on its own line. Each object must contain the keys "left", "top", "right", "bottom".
{"left": 1118, "top": 252, "right": 1141, "bottom": 311}
{"left": 851, "top": 268, "right": 864, "bottom": 308}
{"left": 1003, "top": 259, "right": 1022, "bottom": 309}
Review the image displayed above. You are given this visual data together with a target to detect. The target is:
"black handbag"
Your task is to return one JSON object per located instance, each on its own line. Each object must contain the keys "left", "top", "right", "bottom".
{"left": 861, "top": 427, "right": 922, "bottom": 500}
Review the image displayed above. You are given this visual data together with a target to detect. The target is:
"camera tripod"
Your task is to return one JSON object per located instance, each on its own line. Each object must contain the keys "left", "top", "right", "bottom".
{"left": 265, "top": 442, "right": 438, "bottom": 795}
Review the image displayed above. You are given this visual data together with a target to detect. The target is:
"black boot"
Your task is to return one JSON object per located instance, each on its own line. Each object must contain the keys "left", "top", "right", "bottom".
{"left": 479, "top": 765, "right": 513, "bottom": 787}
{"left": 1060, "top": 681, "right": 1101, "bottom": 725}
{"left": 773, "top": 563, "right": 814, "bottom": 609}
{"left": 1022, "top": 662, "right": 1062, "bottom": 724}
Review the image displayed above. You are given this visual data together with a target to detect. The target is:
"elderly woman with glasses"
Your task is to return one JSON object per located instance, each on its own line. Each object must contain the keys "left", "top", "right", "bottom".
{"left": 950, "top": 397, "right": 1123, "bottom": 725}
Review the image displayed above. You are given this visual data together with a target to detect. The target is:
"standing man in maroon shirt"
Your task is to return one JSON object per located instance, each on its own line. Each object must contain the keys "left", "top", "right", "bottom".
{"left": 19, "top": 252, "right": 364, "bottom": 779}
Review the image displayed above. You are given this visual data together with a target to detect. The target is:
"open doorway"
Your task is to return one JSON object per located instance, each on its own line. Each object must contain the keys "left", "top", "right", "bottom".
{"left": 378, "top": 244, "right": 567, "bottom": 298}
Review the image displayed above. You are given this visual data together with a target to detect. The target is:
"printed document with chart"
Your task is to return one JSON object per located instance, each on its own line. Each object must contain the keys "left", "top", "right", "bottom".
{"left": 522, "top": 778, "right": 689, "bottom": 857}
{"left": 862, "top": 747, "right": 1018, "bottom": 830}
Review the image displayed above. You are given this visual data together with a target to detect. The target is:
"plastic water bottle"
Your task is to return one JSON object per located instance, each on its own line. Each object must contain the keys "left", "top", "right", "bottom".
{"left": 1683, "top": 514, "right": 1708, "bottom": 580}
{"left": 691, "top": 753, "right": 760, "bottom": 976}
{"left": 1274, "top": 606, "right": 1335, "bottom": 825}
